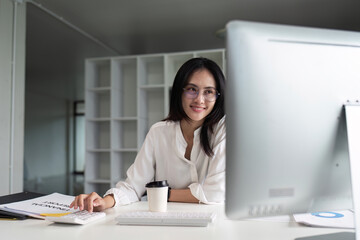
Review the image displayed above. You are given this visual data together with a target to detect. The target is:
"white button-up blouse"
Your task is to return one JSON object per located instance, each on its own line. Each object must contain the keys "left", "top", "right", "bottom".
{"left": 105, "top": 117, "right": 226, "bottom": 206}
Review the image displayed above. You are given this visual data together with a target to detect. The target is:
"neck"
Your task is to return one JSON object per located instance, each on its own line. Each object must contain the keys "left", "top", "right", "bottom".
{"left": 180, "top": 119, "right": 203, "bottom": 133}
{"left": 180, "top": 119, "right": 203, "bottom": 143}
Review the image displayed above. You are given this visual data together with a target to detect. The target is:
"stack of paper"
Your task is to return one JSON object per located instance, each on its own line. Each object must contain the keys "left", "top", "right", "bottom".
{"left": 0, "top": 193, "right": 76, "bottom": 219}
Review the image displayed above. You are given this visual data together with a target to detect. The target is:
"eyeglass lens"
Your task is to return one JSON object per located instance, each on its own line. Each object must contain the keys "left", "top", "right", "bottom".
{"left": 183, "top": 87, "right": 219, "bottom": 101}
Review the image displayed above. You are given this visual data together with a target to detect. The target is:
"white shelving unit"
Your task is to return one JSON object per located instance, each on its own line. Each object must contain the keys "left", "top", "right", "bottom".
{"left": 85, "top": 49, "right": 225, "bottom": 194}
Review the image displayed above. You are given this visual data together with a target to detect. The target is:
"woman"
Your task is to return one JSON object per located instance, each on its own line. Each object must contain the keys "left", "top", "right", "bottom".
{"left": 70, "top": 57, "right": 226, "bottom": 212}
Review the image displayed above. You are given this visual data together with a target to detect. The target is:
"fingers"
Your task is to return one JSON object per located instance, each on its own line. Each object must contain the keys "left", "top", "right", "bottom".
{"left": 69, "top": 199, "right": 75, "bottom": 208}
{"left": 86, "top": 192, "right": 101, "bottom": 213}
{"left": 70, "top": 192, "right": 102, "bottom": 213}
{"left": 93, "top": 199, "right": 100, "bottom": 207}
{"left": 70, "top": 194, "right": 87, "bottom": 211}
{"left": 69, "top": 196, "right": 78, "bottom": 209}
{"left": 87, "top": 193, "right": 97, "bottom": 212}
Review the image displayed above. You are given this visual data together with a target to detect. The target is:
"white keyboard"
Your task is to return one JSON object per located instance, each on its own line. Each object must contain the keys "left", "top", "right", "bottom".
{"left": 115, "top": 211, "right": 216, "bottom": 227}
{"left": 46, "top": 210, "right": 106, "bottom": 225}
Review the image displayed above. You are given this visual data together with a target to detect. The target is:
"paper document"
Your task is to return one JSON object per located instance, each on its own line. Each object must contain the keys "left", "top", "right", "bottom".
{"left": 0, "top": 193, "right": 76, "bottom": 219}
{"left": 293, "top": 210, "right": 354, "bottom": 229}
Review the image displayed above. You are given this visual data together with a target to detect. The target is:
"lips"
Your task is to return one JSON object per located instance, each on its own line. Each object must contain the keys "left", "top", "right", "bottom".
{"left": 191, "top": 105, "right": 206, "bottom": 112}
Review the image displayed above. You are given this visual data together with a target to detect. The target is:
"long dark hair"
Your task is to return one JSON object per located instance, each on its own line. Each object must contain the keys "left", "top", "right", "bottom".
{"left": 164, "top": 57, "right": 225, "bottom": 157}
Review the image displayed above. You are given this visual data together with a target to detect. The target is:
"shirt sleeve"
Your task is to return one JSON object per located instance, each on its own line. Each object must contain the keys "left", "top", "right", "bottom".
{"left": 189, "top": 118, "right": 226, "bottom": 204}
{"left": 104, "top": 126, "right": 157, "bottom": 207}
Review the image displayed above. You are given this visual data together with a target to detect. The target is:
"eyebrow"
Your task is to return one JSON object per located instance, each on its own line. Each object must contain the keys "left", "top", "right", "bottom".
{"left": 185, "top": 83, "right": 216, "bottom": 89}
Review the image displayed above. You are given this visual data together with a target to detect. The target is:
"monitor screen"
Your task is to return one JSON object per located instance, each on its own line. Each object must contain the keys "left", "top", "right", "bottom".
{"left": 225, "top": 20, "right": 360, "bottom": 219}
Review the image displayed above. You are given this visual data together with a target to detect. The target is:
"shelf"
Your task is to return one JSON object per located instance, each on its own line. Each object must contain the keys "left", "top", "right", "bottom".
{"left": 86, "top": 121, "right": 110, "bottom": 149}
{"left": 139, "top": 84, "right": 165, "bottom": 90}
{"left": 85, "top": 59, "right": 111, "bottom": 88}
{"left": 112, "top": 120, "right": 137, "bottom": 149}
{"left": 112, "top": 58, "right": 137, "bottom": 118}
{"left": 165, "top": 53, "right": 194, "bottom": 86}
{"left": 86, "top": 179, "right": 111, "bottom": 184}
{"left": 86, "top": 148, "right": 111, "bottom": 152}
{"left": 87, "top": 87, "right": 111, "bottom": 92}
{"left": 112, "top": 179, "right": 125, "bottom": 185}
{"left": 84, "top": 182, "right": 111, "bottom": 195}
{"left": 85, "top": 151, "right": 111, "bottom": 187}
{"left": 138, "top": 87, "right": 165, "bottom": 131}
{"left": 138, "top": 56, "right": 164, "bottom": 86}
{"left": 113, "top": 148, "right": 138, "bottom": 152}
{"left": 86, "top": 91, "right": 111, "bottom": 119}
{"left": 112, "top": 151, "right": 137, "bottom": 180}
{"left": 87, "top": 118, "right": 111, "bottom": 122}
{"left": 112, "top": 117, "right": 137, "bottom": 121}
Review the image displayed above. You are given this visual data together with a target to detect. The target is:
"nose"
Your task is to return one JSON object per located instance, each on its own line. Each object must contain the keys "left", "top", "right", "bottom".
{"left": 194, "top": 91, "right": 205, "bottom": 103}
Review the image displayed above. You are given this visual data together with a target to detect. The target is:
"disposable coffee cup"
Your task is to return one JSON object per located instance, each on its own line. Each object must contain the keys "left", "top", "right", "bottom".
{"left": 145, "top": 180, "right": 169, "bottom": 212}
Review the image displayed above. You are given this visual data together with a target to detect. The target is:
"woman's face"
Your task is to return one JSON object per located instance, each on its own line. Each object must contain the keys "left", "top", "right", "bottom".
{"left": 182, "top": 69, "right": 217, "bottom": 125}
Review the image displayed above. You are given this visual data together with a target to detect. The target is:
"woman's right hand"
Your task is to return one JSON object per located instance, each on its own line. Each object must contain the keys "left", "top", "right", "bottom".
{"left": 69, "top": 192, "right": 115, "bottom": 213}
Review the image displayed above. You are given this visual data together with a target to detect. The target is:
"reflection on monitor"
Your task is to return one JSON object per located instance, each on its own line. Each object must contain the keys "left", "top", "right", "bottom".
{"left": 225, "top": 20, "right": 360, "bottom": 237}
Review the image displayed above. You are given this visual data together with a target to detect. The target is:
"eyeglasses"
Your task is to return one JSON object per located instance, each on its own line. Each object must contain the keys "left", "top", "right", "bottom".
{"left": 183, "top": 86, "right": 220, "bottom": 102}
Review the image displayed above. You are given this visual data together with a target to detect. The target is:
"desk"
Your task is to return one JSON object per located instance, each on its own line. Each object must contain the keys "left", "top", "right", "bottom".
{"left": 0, "top": 202, "right": 353, "bottom": 240}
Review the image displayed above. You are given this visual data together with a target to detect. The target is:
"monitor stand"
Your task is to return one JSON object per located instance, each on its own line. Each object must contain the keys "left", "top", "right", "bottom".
{"left": 296, "top": 102, "right": 360, "bottom": 240}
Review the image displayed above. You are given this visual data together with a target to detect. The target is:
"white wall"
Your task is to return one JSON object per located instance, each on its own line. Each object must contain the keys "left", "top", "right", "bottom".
{"left": 0, "top": 0, "right": 26, "bottom": 195}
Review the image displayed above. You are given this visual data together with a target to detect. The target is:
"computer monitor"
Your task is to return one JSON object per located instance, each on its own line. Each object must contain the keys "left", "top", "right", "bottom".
{"left": 225, "top": 20, "right": 360, "bottom": 239}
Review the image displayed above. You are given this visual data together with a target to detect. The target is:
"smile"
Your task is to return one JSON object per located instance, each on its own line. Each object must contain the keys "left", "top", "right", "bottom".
{"left": 191, "top": 106, "right": 206, "bottom": 112}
